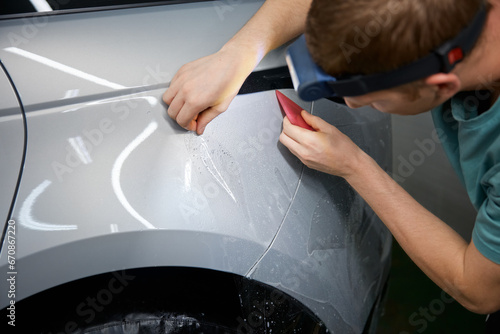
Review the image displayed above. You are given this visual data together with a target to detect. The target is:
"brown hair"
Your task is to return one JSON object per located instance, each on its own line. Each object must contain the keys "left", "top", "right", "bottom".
{"left": 305, "top": 0, "right": 486, "bottom": 77}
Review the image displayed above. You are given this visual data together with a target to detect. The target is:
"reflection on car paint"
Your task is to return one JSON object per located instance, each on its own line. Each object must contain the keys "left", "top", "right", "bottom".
{"left": 5, "top": 47, "right": 127, "bottom": 90}
{"left": 111, "top": 121, "right": 158, "bottom": 229}
{"left": 68, "top": 136, "right": 93, "bottom": 165}
{"left": 85, "top": 94, "right": 159, "bottom": 108}
{"left": 19, "top": 179, "right": 78, "bottom": 231}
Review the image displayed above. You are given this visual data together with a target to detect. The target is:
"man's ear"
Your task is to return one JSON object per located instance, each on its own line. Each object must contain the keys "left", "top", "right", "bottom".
{"left": 425, "top": 73, "right": 462, "bottom": 100}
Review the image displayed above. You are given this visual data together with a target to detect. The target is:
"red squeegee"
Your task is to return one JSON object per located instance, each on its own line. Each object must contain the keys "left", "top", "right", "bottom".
{"left": 275, "top": 90, "right": 314, "bottom": 131}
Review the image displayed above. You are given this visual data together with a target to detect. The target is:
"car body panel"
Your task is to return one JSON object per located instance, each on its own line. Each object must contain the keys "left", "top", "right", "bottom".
{"left": 0, "top": 1, "right": 392, "bottom": 333}
{"left": 250, "top": 99, "right": 392, "bottom": 332}
{"left": 0, "top": 0, "right": 290, "bottom": 304}
{"left": 0, "top": 65, "right": 24, "bottom": 234}
{"left": 0, "top": 0, "right": 285, "bottom": 110}
{"left": 0, "top": 87, "right": 310, "bottom": 305}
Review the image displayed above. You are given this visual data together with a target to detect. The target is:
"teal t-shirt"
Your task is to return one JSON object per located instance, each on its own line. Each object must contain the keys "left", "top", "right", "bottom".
{"left": 432, "top": 91, "right": 500, "bottom": 264}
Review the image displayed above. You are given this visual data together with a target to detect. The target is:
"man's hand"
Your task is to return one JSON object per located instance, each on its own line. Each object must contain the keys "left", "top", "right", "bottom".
{"left": 279, "top": 110, "right": 364, "bottom": 178}
{"left": 163, "top": 46, "right": 253, "bottom": 135}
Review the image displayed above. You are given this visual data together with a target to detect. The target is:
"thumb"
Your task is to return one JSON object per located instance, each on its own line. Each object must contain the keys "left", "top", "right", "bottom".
{"left": 195, "top": 106, "right": 224, "bottom": 135}
{"left": 196, "top": 94, "right": 235, "bottom": 134}
{"left": 301, "top": 110, "right": 323, "bottom": 131}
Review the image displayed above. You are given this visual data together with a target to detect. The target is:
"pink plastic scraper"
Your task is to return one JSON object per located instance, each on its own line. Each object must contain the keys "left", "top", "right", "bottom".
{"left": 275, "top": 90, "right": 314, "bottom": 131}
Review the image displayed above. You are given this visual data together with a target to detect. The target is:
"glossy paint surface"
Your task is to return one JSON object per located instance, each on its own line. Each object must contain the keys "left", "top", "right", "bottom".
{"left": 0, "top": 0, "right": 285, "bottom": 110}
{"left": 0, "top": 66, "right": 24, "bottom": 232}
{"left": 0, "top": 1, "right": 392, "bottom": 332}
{"left": 251, "top": 99, "right": 392, "bottom": 332}
{"left": 0, "top": 0, "right": 283, "bottom": 301}
{"left": 0, "top": 88, "right": 308, "bottom": 304}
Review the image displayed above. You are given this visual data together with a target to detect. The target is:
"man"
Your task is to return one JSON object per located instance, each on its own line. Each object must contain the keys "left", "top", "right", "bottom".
{"left": 164, "top": 0, "right": 500, "bottom": 330}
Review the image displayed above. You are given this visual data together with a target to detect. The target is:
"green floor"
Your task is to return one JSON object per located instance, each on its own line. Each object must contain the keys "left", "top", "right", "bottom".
{"left": 376, "top": 240, "right": 486, "bottom": 333}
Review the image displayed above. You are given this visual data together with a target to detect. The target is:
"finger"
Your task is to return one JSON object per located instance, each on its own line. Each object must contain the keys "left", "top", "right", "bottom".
{"left": 163, "top": 70, "right": 183, "bottom": 105}
{"left": 279, "top": 129, "right": 295, "bottom": 151}
{"left": 279, "top": 130, "right": 305, "bottom": 163}
{"left": 301, "top": 110, "right": 324, "bottom": 131}
{"left": 282, "top": 115, "right": 292, "bottom": 131}
{"left": 279, "top": 128, "right": 295, "bottom": 147}
{"left": 163, "top": 83, "right": 177, "bottom": 106}
{"left": 168, "top": 95, "right": 198, "bottom": 132}
{"left": 281, "top": 116, "right": 296, "bottom": 137}
{"left": 186, "top": 118, "right": 197, "bottom": 132}
{"left": 175, "top": 100, "right": 206, "bottom": 130}
{"left": 280, "top": 118, "right": 305, "bottom": 149}
{"left": 195, "top": 93, "right": 235, "bottom": 135}
{"left": 166, "top": 94, "right": 184, "bottom": 121}
{"left": 195, "top": 106, "right": 222, "bottom": 135}
{"left": 302, "top": 111, "right": 343, "bottom": 138}
{"left": 282, "top": 116, "right": 311, "bottom": 142}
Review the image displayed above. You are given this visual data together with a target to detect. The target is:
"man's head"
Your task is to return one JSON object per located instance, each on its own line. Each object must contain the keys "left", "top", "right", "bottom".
{"left": 305, "top": 0, "right": 488, "bottom": 114}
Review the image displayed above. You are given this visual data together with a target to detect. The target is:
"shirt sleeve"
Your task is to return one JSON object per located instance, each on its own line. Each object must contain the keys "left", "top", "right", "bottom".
{"left": 472, "top": 164, "right": 500, "bottom": 264}
{"left": 431, "top": 104, "right": 465, "bottom": 186}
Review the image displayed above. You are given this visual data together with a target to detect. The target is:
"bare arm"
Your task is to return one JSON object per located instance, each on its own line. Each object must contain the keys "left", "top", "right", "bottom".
{"left": 280, "top": 111, "right": 500, "bottom": 314}
{"left": 163, "top": 0, "right": 313, "bottom": 134}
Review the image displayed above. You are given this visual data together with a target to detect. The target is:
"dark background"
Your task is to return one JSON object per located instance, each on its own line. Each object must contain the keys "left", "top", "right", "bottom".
{"left": 377, "top": 241, "right": 486, "bottom": 333}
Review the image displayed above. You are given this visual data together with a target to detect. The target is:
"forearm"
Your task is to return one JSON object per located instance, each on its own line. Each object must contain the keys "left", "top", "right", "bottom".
{"left": 223, "top": 0, "right": 312, "bottom": 66}
{"left": 345, "top": 151, "right": 487, "bottom": 311}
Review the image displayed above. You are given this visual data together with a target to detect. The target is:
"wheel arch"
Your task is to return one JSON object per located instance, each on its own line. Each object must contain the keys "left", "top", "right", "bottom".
{"left": 0, "top": 229, "right": 269, "bottom": 309}
{"left": 6, "top": 266, "right": 329, "bottom": 333}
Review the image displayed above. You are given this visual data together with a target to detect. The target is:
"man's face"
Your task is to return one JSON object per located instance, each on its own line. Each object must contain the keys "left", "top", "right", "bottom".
{"left": 343, "top": 86, "right": 442, "bottom": 115}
